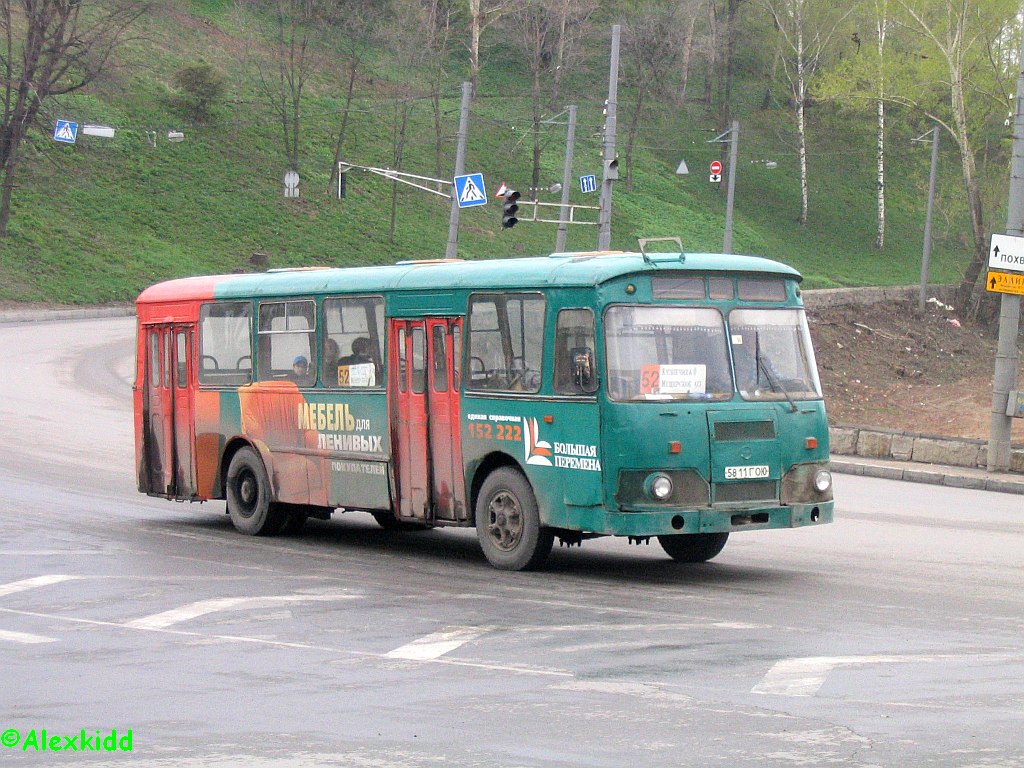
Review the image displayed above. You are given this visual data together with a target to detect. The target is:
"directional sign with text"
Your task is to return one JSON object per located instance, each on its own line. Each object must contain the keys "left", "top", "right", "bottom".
{"left": 986, "top": 270, "right": 1024, "bottom": 296}
{"left": 710, "top": 160, "right": 722, "bottom": 183}
{"left": 989, "top": 233, "right": 1024, "bottom": 273}
{"left": 454, "top": 173, "right": 487, "bottom": 208}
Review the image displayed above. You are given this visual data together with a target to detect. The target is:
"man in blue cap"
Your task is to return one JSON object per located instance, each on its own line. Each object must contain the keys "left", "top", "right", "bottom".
{"left": 289, "top": 354, "right": 310, "bottom": 383}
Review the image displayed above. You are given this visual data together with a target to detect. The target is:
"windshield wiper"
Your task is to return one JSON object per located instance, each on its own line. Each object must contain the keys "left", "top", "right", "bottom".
{"left": 755, "top": 331, "right": 797, "bottom": 413}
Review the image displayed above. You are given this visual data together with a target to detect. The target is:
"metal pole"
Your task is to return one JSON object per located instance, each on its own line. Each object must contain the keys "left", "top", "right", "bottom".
{"left": 556, "top": 105, "right": 577, "bottom": 253}
{"left": 723, "top": 120, "right": 739, "bottom": 254}
{"left": 446, "top": 81, "right": 473, "bottom": 260}
{"left": 918, "top": 125, "right": 940, "bottom": 312}
{"left": 987, "top": 32, "right": 1024, "bottom": 472}
{"left": 597, "top": 25, "right": 620, "bottom": 251}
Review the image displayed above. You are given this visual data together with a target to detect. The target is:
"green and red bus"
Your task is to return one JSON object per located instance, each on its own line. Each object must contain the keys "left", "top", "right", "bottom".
{"left": 134, "top": 249, "right": 833, "bottom": 570}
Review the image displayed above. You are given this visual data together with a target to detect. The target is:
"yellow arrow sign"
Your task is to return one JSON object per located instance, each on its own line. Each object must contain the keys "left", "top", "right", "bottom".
{"left": 986, "top": 270, "right": 1024, "bottom": 295}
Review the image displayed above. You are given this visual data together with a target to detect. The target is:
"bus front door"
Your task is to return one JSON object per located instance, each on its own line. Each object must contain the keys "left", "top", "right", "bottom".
{"left": 142, "top": 325, "right": 196, "bottom": 499}
{"left": 389, "top": 318, "right": 467, "bottom": 523}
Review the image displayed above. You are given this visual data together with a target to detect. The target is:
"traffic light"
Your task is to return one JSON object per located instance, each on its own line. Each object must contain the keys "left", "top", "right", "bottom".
{"left": 501, "top": 189, "right": 520, "bottom": 229}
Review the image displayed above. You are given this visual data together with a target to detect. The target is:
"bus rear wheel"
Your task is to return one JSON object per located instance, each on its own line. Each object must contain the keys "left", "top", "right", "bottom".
{"left": 226, "top": 447, "right": 284, "bottom": 536}
{"left": 475, "top": 468, "right": 553, "bottom": 571}
{"left": 658, "top": 532, "right": 729, "bottom": 563}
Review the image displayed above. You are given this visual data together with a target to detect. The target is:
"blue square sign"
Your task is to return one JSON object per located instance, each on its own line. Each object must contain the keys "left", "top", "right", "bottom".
{"left": 580, "top": 174, "right": 597, "bottom": 194}
{"left": 454, "top": 173, "right": 487, "bottom": 208}
{"left": 54, "top": 120, "right": 78, "bottom": 144}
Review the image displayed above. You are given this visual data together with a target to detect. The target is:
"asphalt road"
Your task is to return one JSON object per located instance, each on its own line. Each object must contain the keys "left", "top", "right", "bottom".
{"left": 1, "top": 317, "right": 1022, "bottom": 767}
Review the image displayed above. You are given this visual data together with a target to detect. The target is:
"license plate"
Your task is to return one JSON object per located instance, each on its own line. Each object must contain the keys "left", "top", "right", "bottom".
{"left": 724, "top": 465, "right": 770, "bottom": 480}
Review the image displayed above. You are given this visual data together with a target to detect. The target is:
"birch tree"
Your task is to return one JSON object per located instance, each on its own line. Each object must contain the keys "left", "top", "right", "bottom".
{"left": 893, "top": 0, "right": 1018, "bottom": 310}
{"left": 764, "top": 0, "right": 851, "bottom": 225}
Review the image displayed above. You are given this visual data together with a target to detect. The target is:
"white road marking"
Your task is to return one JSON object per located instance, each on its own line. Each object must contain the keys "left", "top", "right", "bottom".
{"left": 0, "top": 551, "right": 102, "bottom": 556}
{"left": 0, "top": 574, "right": 82, "bottom": 598}
{"left": 0, "top": 629, "right": 57, "bottom": 644}
{"left": 0, "top": 606, "right": 571, "bottom": 677}
{"left": 123, "top": 592, "right": 361, "bottom": 630}
{"left": 385, "top": 626, "right": 492, "bottom": 661}
{"left": 752, "top": 654, "right": 950, "bottom": 696}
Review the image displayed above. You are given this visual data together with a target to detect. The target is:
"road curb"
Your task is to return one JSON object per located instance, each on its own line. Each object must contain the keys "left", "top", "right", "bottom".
{"left": 0, "top": 305, "right": 134, "bottom": 324}
{"left": 830, "top": 457, "right": 1024, "bottom": 495}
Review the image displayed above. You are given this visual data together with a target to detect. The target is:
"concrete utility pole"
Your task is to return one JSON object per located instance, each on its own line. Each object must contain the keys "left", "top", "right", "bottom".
{"left": 917, "top": 125, "right": 940, "bottom": 313}
{"left": 556, "top": 105, "right": 577, "bottom": 253}
{"left": 987, "top": 34, "right": 1024, "bottom": 472}
{"left": 446, "top": 81, "right": 473, "bottom": 260}
{"left": 597, "top": 25, "right": 620, "bottom": 251}
{"left": 723, "top": 120, "right": 739, "bottom": 254}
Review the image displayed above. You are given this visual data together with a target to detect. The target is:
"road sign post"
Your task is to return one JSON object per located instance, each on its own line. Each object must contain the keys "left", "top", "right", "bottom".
{"left": 988, "top": 28, "right": 1024, "bottom": 471}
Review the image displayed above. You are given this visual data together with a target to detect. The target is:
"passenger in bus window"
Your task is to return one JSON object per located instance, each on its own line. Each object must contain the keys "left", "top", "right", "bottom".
{"left": 324, "top": 339, "right": 341, "bottom": 385}
{"left": 338, "top": 337, "right": 377, "bottom": 386}
{"left": 289, "top": 355, "right": 310, "bottom": 383}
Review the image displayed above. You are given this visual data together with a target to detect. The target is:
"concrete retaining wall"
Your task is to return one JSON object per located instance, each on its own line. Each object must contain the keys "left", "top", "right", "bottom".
{"left": 830, "top": 424, "right": 1024, "bottom": 474}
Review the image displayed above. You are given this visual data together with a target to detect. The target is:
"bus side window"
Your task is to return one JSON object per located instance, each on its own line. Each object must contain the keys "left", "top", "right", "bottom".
{"left": 198, "top": 302, "right": 252, "bottom": 386}
{"left": 432, "top": 324, "right": 448, "bottom": 392}
{"left": 257, "top": 300, "right": 316, "bottom": 385}
{"left": 322, "top": 297, "right": 385, "bottom": 388}
{"left": 467, "top": 293, "right": 545, "bottom": 392}
{"left": 554, "top": 309, "right": 597, "bottom": 395}
{"left": 411, "top": 327, "right": 426, "bottom": 394}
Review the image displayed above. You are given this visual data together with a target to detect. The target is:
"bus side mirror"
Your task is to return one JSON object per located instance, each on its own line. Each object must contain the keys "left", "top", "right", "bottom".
{"left": 571, "top": 347, "right": 596, "bottom": 392}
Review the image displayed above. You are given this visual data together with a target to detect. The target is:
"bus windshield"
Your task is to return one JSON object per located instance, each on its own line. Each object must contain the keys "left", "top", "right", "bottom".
{"left": 605, "top": 306, "right": 733, "bottom": 401}
{"left": 729, "top": 308, "right": 822, "bottom": 401}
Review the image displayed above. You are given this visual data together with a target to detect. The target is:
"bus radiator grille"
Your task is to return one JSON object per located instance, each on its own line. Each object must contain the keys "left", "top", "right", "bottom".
{"left": 713, "top": 480, "right": 777, "bottom": 504}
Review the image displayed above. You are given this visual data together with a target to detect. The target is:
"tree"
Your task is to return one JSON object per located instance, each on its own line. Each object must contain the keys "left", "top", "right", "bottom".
{"left": 326, "top": 0, "right": 390, "bottom": 190}
{"left": 764, "top": 0, "right": 852, "bottom": 225}
{"left": 504, "top": 0, "right": 593, "bottom": 200}
{"left": 893, "top": 0, "right": 1019, "bottom": 310}
{"left": 234, "top": 0, "right": 323, "bottom": 175}
{"left": 172, "top": 62, "right": 225, "bottom": 123}
{"left": 0, "top": 0, "right": 147, "bottom": 236}
{"left": 621, "top": 2, "right": 685, "bottom": 189}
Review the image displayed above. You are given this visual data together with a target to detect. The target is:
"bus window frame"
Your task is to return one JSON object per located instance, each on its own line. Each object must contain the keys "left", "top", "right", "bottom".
{"left": 320, "top": 295, "right": 386, "bottom": 390}
{"left": 465, "top": 291, "right": 546, "bottom": 395}
{"left": 256, "top": 298, "right": 317, "bottom": 383}
{"left": 197, "top": 300, "right": 254, "bottom": 388}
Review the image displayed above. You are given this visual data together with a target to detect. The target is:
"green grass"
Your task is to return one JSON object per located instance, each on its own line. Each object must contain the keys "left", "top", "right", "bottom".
{"left": 0, "top": 1, "right": 981, "bottom": 303}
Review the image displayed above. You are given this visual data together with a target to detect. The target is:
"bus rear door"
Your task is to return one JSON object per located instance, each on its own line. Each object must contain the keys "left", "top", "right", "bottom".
{"left": 141, "top": 324, "right": 196, "bottom": 499}
{"left": 389, "top": 318, "right": 467, "bottom": 523}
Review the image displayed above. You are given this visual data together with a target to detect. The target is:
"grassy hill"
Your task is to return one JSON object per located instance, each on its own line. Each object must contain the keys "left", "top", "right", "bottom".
{"left": 0, "top": 1, "right": 980, "bottom": 304}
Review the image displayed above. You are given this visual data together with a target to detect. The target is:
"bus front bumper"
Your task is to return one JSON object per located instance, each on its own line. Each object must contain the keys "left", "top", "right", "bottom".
{"left": 568, "top": 501, "right": 834, "bottom": 538}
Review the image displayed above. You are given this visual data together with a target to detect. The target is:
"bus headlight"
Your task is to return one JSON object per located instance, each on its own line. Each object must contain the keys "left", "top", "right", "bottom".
{"left": 646, "top": 473, "right": 674, "bottom": 501}
{"left": 813, "top": 470, "right": 832, "bottom": 493}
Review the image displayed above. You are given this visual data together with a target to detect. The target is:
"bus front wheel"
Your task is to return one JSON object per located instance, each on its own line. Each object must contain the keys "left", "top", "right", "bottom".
{"left": 475, "top": 468, "right": 553, "bottom": 571}
{"left": 658, "top": 532, "right": 729, "bottom": 563}
{"left": 226, "top": 447, "right": 284, "bottom": 536}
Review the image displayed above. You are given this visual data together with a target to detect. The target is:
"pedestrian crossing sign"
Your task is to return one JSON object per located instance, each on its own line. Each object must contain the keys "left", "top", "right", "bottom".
{"left": 53, "top": 120, "right": 78, "bottom": 144}
{"left": 454, "top": 173, "right": 487, "bottom": 208}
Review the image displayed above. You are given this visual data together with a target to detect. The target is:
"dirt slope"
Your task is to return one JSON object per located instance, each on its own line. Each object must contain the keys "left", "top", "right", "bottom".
{"left": 809, "top": 299, "right": 1024, "bottom": 442}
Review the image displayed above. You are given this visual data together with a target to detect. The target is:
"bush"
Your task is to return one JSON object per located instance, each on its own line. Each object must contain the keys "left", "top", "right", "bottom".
{"left": 172, "top": 63, "right": 225, "bottom": 122}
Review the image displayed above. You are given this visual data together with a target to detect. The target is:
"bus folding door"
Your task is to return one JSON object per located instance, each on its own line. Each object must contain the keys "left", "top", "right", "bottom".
{"left": 142, "top": 324, "right": 196, "bottom": 499}
{"left": 389, "top": 318, "right": 467, "bottom": 523}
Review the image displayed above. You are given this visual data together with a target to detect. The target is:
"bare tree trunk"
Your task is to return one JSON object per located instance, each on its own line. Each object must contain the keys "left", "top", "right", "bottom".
{"left": 549, "top": 0, "right": 569, "bottom": 109}
{"left": 624, "top": 85, "right": 646, "bottom": 191}
{"left": 874, "top": 3, "right": 887, "bottom": 249}
{"left": 329, "top": 59, "right": 360, "bottom": 189}
{"left": 678, "top": 10, "right": 699, "bottom": 104}
{"left": 469, "top": 0, "right": 482, "bottom": 92}
{"left": 389, "top": 102, "right": 412, "bottom": 243}
{"left": 875, "top": 95, "right": 885, "bottom": 248}
{"left": 795, "top": 27, "right": 809, "bottom": 226}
